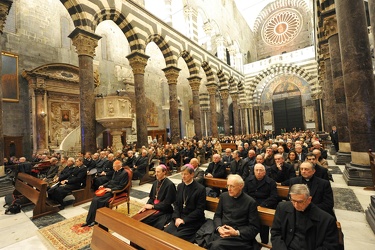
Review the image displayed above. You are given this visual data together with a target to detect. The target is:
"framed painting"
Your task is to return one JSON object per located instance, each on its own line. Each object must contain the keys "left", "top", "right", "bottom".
{"left": 1, "top": 52, "right": 19, "bottom": 102}
{"left": 61, "top": 110, "right": 71, "bottom": 122}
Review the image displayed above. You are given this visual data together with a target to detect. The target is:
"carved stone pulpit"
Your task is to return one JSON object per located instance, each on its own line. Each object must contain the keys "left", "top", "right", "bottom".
{"left": 95, "top": 95, "right": 133, "bottom": 152}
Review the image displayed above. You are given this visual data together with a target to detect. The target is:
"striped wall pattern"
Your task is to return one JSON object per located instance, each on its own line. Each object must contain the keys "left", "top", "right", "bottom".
{"left": 199, "top": 92, "right": 210, "bottom": 111}
{"left": 60, "top": 0, "right": 243, "bottom": 90}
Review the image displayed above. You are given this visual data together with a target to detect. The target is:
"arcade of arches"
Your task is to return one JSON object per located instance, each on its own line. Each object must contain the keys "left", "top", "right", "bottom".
{"left": 0, "top": 0, "right": 374, "bottom": 188}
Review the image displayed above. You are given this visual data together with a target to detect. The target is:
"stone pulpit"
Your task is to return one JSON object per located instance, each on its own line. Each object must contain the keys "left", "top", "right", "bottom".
{"left": 95, "top": 95, "right": 133, "bottom": 152}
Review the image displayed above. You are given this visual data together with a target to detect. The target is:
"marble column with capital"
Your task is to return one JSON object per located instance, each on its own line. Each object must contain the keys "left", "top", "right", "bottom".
{"left": 219, "top": 89, "right": 230, "bottom": 135}
{"left": 163, "top": 66, "right": 181, "bottom": 144}
{"left": 34, "top": 89, "right": 48, "bottom": 153}
{"left": 188, "top": 76, "right": 202, "bottom": 139}
{"left": 230, "top": 93, "right": 240, "bottom": 135}
{"left": 0, "top": 0, "right": 13, "bottom": 175}
{"left": 126, "top": 52, "right": 149, "bottom": 148}
{"left": 69, "top": 28, "right": 101, "bottom": 153}
{"left": 336, "top": 0, "right": 375, "bottom": 186}
{"left": 207, "top": 84, "right": 219, "bottom": 138}
{"left": 324, "top": 15, "right": 351, "bottom": 164}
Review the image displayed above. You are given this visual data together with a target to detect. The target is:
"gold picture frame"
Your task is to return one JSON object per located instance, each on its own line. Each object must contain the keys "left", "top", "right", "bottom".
{"left": 1, "top": 51, "right": 19, "bottom": 102}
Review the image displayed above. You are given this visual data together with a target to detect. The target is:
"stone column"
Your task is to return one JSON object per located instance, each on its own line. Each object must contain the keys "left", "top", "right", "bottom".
{"left": 188, "top": 76, "right": 202, "bottom": 139}
{"left": 336, "top": 0, "right": 375, "bottom": 186}
{"left": 163, "top": 66, "right": 181, "bottom": 143}
{"left": 183, "top": 5, "right": 198, "bottom": 42}
{"left": 369, "top": 0, "right": 375, "bottom": 47}
{"left": 126, "top": 52, "right": 150, "bottom": 148}
{"left": 203, "top": 21, "right": 212, "bottom": 51}
{"left": 219, "top": 89, "right": 230, "bottom": 135}
{"left": 110, "top": 131, "right": 123, "bottom": 153}
{"left": 69, "top": 28, "right": 101, "bottom": 153}
{"left": 34, "top": 89, "right": 47, "bottom": 153}
{"left": 320, "top": 44, "right": 336, "bottom": 132}
{"left": 206, "top": 84, "right": 219, "bottom": 138}
{"left": 0, "top": 0, "right": 13, "bottom": 175}
{"left": 215, "top": 36, "right": 226, "bottom": 62}
{"left": 324, "top": 15, "right": 351, "bottom": 164}
{"left": 230, "top": 93, "right": 240, "bottom": 135}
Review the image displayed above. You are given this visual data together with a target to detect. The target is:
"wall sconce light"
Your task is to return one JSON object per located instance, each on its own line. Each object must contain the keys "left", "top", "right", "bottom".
{"left": 40, "top": 111, "right": 47, "bottom": 118}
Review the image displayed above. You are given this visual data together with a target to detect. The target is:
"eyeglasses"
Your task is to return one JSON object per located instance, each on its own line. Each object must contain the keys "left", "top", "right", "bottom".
{"left": 306, "top": 158, "right": 315, "bottom": 161}
{"left": 290, "top": 198, "right": 308, "bottom": 204}
{"left": 226, "top": 185, "right": 238, "bottom": 189}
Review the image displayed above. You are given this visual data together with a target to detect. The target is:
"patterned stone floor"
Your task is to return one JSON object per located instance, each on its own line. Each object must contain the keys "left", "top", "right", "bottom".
{"left": 0, "top": 156, "right": 375, "bottom": 250}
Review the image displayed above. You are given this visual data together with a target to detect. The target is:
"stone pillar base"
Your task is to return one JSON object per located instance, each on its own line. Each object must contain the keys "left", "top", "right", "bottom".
{"left": 334, "top": 151, "right": 352, "bottom": 165}
{"left": 343, "top": 162, "right": 373, "bottom": 186}
{"left": 366, "top": 196, "right": 375, "bottom": 234}
{"left": 329, "top": 145, "right": 337, "bottom": 155}
{"left": 0, "top": 165, "right": 4, "bottom": 177}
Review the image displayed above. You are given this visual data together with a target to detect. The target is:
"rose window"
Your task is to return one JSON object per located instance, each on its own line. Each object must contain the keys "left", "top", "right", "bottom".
{"left": 262, "top": 9, "right": 302, "bottom": 46}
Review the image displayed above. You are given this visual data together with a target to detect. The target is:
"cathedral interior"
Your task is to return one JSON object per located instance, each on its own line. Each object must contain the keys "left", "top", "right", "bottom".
{"left": 0, "top": 0, "right": 375, "bottom": 249}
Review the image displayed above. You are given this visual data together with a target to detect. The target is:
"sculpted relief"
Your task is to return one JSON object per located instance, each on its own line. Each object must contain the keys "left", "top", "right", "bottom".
{"left": 49, "top": 101, "right": 80, "bottom": 144}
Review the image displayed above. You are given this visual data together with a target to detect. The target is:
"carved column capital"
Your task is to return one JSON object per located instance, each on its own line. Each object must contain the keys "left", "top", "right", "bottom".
{"left": 323, "top": 15, "right": 338, "bottom": 39}
{"left": 187, "top": 76, "right": 201, "bottom": 92}
{"left": 230, "top": 92, "right": 238, "bottom": 101}
{"left": 220, "top": 89, "right": 229, "bottom": 100}
{"left": 0, "top": 0, "right": 12, "bottom": 34}
{"left": 126, "top": 51, "right": 149, "bottom": 75}
{"left": 34, "top": 88, "right": 46, "bottom": 96}
{"left": 69, "top": 28, "right": 101, "bottom": 57}
{"left": 206, "top": 83, "right": 218, "bottom": 96}
{"left": 162, "top": 66, "right": 181, "bottom": 85}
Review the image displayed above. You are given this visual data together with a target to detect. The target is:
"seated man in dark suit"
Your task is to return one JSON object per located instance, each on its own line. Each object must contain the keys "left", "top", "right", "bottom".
{"left": 305, "top": 152, "right": 330, "bottom": 181}
{"left": 164, "top": 165, "right": 206, "bottom": 242}
{"left": 243, "top": 149, "right": 256, "bottom": 175}
{"left": 48, "top": 157, "right": 87, "bottom": 209}
{"left": 82, "top": 160, "right": 129, "bottom": 227}
{"left": 221, "top": 148, "right": 233, "bottom": 168}
{"left": 204, "top": 154, "right": 226, "bottom": 179}
{"left": 244, "top": 164, "right": 278, "bottom": 244}
{"left": 312, "top": 141, "right": 328, "bottom": 159}
{"left": 270, "top": 154, "right": 296, "bottom": 185}
{"left": 289, "top": 161, "right": 335, "bottom": 217}
{"left": 124, "top": 150, "right": 135, "bottom": 168}
{"left": 132, "top": 149, "right": 149, "bottom": 180}
{"left": 138, "top": 165, "right": 176, "bottom": 229}
{"left": 190, "top": 158, "right": 204, "bottom": 185}
{"left": 230, "top": 150, "right": 248, "bottom": 180}
{"left": 92, "top": 153, "right": 115, "bottom": 190}
{"left": 208, "top": 174, "right": 260, "bottom": 250}
{"left": 271, "top": 184, "right": 338, "bottom": 249}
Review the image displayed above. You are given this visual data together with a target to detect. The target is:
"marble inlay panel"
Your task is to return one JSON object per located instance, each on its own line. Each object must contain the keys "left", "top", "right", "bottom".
{"left": 333, "top": 187, "right": 363, "bottom": 212}
{"left": 328, "top": 165, "right": 343, "bottom": 175}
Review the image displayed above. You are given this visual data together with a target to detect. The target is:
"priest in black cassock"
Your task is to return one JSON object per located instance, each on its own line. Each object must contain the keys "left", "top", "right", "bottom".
{"left": 208, "top": 174, "right": 260, "bottom": 250}
{"left": 81, "top": 160, "right": 129, "bottom": 227}
{"left": 164, "top": 164, "right": 206, "bottom": 242}
{"left": 138, "top": 164, "right": 176, "bottom": 229}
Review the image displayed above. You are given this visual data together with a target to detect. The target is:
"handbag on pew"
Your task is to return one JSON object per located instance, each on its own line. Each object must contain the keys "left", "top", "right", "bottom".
{"left": 95, "top": 187, "right": 107, "bottom": 197}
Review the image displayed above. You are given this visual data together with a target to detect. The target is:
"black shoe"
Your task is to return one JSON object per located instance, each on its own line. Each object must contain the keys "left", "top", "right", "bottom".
{"left": 59, "top": 205, "right": 65, "bottom": 210}
{"left": 81, "top": 222, "right": 89, "bottom": 227}
{"left": 88, "top": 222, "right": 96, "bottom": 227}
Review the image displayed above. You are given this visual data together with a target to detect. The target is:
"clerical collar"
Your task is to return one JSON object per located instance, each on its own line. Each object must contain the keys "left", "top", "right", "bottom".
{"left": 158, "top": 177, "right": 166, "bottom": 184}
{"left": 185, "top": 179, "right": 194, "bottom": 186}
{"left": 233, "top": 191, "right": 243, "bottom": 199}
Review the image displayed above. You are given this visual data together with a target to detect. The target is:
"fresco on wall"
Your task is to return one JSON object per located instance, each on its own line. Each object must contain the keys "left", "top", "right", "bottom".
{"left": 146, "top": 99, "right": 158, "bottom": 127}
{"left": 260, "top": 75, "right": 310, "bottom": 106}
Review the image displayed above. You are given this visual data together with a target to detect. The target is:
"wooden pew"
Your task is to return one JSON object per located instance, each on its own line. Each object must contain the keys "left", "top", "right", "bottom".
{"left": 71, "top": 174, "right": 95, "bottom": 206}
{"left": 206, "top": 194, "right": 344, "bottom": 249}
{"left": 139, "top": 160, "right": 157, "bottom": 185}
{"left": 14, "top": 172, "right": 60, "bottom": 219}
{"left": 276, "top": 185, "right": 289, "bottom": 200}
{"left": 204, "top": 177, "right": 290, "bottom": 201}
{"left": 220, "top": 143, "right": 237, "bottom": 152}
{"left": 91, "top": 207, "right": 204, "bottom": 250}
